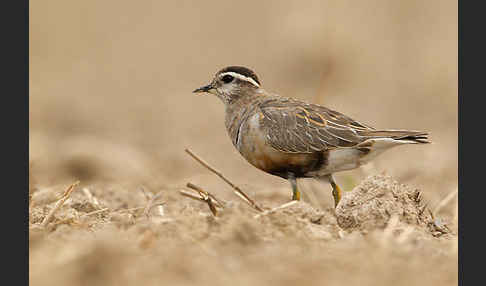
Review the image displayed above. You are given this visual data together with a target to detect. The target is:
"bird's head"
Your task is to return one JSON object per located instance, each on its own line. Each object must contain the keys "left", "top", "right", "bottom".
{"left": 193, "top": 66, "right": 261, "bottom": 104}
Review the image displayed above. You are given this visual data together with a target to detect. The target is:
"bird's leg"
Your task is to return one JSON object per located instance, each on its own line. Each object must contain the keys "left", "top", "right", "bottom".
{"left": 328, "top": 175, "right": 342, "bottom": 208}
{"left": 288, "top": 174, "right": 301, "bottom": 201}
{"left": 316, "top": 174, "right": 342, "bottom": 208}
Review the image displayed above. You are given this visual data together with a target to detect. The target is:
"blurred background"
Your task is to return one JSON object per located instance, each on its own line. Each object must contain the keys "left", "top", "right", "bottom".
{"left": 30, "top": 0, "right": 457, "bottom": 208}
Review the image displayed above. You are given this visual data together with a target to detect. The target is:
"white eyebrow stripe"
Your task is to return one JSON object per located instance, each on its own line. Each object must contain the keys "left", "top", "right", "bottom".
{"left": 219, "top": 72, "right": 260, "bottom": 88}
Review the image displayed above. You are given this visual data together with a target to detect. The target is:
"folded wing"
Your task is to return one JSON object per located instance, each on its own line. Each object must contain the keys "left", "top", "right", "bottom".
{"left": 258, "top": 98, "right": 375, "bottom": 153}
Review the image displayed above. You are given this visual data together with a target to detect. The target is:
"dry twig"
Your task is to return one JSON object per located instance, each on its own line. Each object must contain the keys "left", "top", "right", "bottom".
{"left": 180, "top": 190, "right": 206, "bottom": 201}
{"left": 185, "top": 148, "right": 263, "bottom": 212}
{"left": 40, "top": 181, "right": 80, "bottom": 228}
{"left": 254, "top": 200, "right": 298, "bottom": 218}
{"left": 186, "top": 183, "right": 225, "bottom": 208}
{"left": 433, "top": 188, "right": 458, "bottom": 215}
{"left": 180, "top": 183, "right": 222, "bottom": 216}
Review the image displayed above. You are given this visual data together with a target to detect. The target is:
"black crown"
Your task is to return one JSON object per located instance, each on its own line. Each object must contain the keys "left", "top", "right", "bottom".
{"left": 218, "top": 66, "right": 261, "bottom": 85}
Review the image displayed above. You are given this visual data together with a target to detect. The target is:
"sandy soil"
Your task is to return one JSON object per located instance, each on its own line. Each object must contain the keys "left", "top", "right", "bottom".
{"left": 29, "top": 175, "right": 456, "bottom": 286}
{"left": 30, "top": 0, "right": 457, "bottom": 285}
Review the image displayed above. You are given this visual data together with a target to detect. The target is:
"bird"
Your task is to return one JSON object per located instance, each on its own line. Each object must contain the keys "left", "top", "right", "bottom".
{"left": 193, "top": 66, "right": 429, "bottom": 207}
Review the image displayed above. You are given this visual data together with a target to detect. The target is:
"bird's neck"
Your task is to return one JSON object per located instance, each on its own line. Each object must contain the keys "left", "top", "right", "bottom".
{"left": 224, "top": 89, "right": 267, "bottom": 147}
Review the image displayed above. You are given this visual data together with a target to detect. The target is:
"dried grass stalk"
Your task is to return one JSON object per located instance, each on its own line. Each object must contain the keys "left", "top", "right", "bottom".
{"left": 40, "top": 181, "right": 80, "bottom": 228}
{"left": 185, "top": 148, "right": 263, "bottom": 212}
{"left": 254, "top": 200, "right": 298, "bottom": 218}
{"left": 433, "top": 187, "right": 458, "bottom": 215}
{"left": 181, "top": 182, "right": 222, "bottom": 216}
{"left": 186, "top": 183, "right": 225, "bottom": 208}
{"left": 179, "top": 190, "right": 206, "bottom": 201}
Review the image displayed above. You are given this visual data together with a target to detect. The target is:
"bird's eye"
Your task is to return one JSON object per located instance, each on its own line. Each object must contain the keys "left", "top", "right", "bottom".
{"left": 221, "top": 75, "right": 234, "bottom": 83}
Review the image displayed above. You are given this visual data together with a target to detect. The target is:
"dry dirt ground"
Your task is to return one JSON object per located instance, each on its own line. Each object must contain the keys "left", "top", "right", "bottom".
{"left": 29, "top": 174, "right": 457, "bottom": 286}
{"left": 30, "top": 1, "right": 457, "bottom": 285}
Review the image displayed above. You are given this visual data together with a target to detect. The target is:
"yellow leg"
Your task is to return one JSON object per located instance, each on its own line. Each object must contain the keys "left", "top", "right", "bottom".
{"left": 289, "top": 175, "right": 301, "bottom": 201}
{"left": 329, "top": 176, "right": 342, "bottom": 208}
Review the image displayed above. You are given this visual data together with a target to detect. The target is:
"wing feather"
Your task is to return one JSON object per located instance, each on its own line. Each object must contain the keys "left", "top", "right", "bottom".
{"left": 258, "top": 98, "right": 374, "bottom": 153}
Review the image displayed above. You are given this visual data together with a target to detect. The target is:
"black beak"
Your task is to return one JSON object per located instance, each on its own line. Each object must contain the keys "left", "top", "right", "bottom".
{"left": 193, "top": 84, "right": 213, "bottom": 93}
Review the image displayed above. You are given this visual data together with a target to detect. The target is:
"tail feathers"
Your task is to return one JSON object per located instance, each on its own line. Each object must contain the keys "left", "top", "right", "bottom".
{"left": 358, "top": 130, "right": 430, "bottom": 144}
